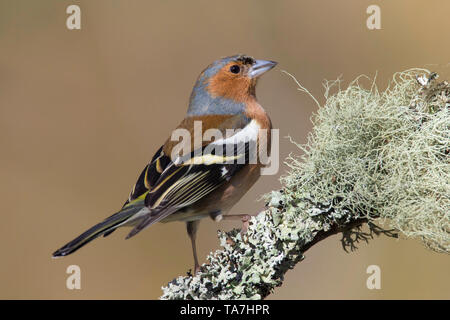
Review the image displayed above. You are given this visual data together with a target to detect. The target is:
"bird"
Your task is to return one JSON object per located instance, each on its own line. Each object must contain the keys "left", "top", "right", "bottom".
{"left": 52, "top": 54, "right": 277, "bottom": 273}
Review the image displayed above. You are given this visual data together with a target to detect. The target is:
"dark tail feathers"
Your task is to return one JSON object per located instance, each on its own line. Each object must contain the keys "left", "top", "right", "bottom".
{"left": 52, "top": 206, "right": 142, "bottom": 257}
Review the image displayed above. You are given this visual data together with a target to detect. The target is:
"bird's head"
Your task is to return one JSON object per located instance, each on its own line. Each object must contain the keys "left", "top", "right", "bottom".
{"left": 187, "top": 55, "right": 277, "bottom": 116}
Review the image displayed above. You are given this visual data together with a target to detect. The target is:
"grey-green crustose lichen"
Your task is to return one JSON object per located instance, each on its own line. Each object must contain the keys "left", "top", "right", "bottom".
{"left": 161, "top": 69, "right": 449, "bottom": 300}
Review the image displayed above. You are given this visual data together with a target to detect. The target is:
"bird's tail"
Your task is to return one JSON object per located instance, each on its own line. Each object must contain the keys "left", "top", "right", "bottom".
{"left": 52, "top": 205, "right": 144, "bottom": 257}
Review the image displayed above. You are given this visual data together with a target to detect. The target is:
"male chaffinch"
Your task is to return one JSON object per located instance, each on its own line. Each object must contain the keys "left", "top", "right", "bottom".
{"left": 53, "top": 55, "right": 277, "bottom": 273}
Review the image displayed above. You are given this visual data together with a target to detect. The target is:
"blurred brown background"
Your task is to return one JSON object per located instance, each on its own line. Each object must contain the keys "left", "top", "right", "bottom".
{"left": 0, "top": 0, "right": 449, "bottom": 299}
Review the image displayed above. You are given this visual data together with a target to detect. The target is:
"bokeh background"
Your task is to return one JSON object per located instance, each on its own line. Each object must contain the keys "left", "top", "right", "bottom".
{"left": 0, "top": 0, "right": 449, "bottom": 299}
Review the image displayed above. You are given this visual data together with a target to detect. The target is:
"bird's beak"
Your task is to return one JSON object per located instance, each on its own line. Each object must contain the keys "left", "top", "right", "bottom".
{"left": 249, "top": 60, "right": 278, "bottom": 78}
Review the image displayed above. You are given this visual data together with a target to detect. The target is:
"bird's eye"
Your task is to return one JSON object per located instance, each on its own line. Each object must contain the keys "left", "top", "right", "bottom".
{"left": 230, "top": 65, "right": 240, "bottom": 74}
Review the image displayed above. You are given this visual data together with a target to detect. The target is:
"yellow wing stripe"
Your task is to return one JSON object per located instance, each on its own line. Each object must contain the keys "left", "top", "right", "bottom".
{"left": 165, "top": 172, "right": 208, "bottom": 207}
{"left": 123, "top": 191, "right": 148, "bottom": 208}
{"left": 151, "top": 171, "right": 205, "bottom": 209}
{"left": 156, "top": 158, "right": 163, "bottom": 173}
{"left": 182, "top": 154, "right": 242, "bottom": 165}
{"left": 148, "top": 166, "right": 183, "bottom": 194}
{"left": 144, "top": 166, "right": 150, "bottom": 189}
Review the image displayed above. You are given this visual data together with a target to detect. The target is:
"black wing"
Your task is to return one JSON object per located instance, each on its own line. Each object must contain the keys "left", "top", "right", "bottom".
{"left": 125, "top": 139, "right": 254, "bottom": 239}
{"left": 122, "top": 145, "right": 171, "bottom": 209}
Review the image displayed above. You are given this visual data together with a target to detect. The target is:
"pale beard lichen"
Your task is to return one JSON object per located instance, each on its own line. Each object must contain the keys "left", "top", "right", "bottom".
{"left": 285, "top": 69, "right": 449, "bottom": 253}
{"left": 160, "top": 69, "right": 449, "bottom": 300}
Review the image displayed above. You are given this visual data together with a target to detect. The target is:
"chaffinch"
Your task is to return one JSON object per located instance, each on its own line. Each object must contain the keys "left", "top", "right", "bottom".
{"left": 53, "top": 55, "right": 277, "bottom": 273}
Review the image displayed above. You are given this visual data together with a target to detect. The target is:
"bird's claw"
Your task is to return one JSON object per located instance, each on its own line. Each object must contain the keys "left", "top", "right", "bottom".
{"left": 240, "top": 215, "right": 251, "bottom": 237}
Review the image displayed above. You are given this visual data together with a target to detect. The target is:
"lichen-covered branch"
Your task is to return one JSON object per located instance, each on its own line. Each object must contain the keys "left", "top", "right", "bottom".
{"left": 161, "top": 69, "right": 449, "bottom": 300}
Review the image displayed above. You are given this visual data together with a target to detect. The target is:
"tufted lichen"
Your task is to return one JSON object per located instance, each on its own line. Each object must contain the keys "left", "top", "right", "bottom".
{"left": 161, "top": 69, "right": 449, "bottom": 300}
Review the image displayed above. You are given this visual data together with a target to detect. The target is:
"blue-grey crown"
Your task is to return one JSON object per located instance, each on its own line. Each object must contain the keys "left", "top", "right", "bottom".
{"left": 186, "top": 55, "right": 254, "bottom": 117}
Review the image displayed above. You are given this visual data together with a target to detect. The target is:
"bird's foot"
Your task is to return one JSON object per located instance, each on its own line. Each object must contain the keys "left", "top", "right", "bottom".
{"left": 221, "top": 213, "right": 254, "bottom": 237}
{"left": 240, "top": 214, "right": 251, "bottom": 237}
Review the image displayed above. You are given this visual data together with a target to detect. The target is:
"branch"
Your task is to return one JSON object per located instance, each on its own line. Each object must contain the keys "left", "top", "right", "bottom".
{"left": 161, "top": 199, "right": 370, "bottom": 300}
{"left": 160, "top": 69, "right": 449, "bottom": 300}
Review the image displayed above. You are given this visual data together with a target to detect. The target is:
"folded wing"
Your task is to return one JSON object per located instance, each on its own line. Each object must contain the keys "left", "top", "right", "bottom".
{"left": 125, "top": 132, "right": 256, "bottom": 239}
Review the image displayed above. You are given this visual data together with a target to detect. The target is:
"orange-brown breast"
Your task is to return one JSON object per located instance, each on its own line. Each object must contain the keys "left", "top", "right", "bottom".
{"left": 245, "top": 99, "right": 272, "bottom": 158}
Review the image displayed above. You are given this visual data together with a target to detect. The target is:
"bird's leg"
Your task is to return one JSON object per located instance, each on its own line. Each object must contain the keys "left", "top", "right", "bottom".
{"left": 222, "top": 214, "right": 254, "bottom": 236}
{"left": 186, "top": 220, "right": 201, "bottom": 275}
